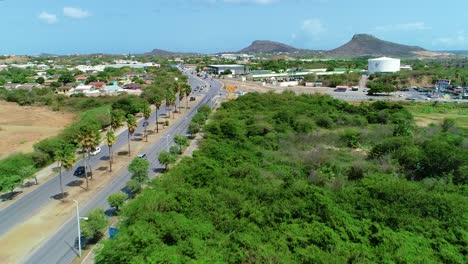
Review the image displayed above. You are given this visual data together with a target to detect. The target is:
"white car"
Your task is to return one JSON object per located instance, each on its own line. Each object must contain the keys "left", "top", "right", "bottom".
{"left": 89, "top": 147, "right": 102, "bottom": 156}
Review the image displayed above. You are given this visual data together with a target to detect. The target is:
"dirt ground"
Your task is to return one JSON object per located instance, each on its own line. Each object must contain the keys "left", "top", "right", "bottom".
{"left": 0, "top": 98, "right": 201, "bottom": 264}
{"left": 221, "top": 79, "right": 331, "bottom": 95}
{"left": 0, "top": 102, "right": 76, "bottom": 159}
{"left": 0, "top": 56, "right": 29, "bottom": 64}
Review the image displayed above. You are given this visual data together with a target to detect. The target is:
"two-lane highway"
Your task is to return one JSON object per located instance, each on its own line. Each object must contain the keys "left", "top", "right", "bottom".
{"left": 0, "top": 97, "right": 166, "bottom": 237}
{"left": 23, "top": 71, "right": 222, "bottom": 264}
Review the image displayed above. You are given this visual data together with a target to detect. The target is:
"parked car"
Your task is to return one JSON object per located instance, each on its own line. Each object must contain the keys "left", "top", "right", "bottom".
{"left": 89, "top": 147, "right": 102, "bottom": 156}
{"left": 406, "top": 98, "right": 417, "bottom": 101}
{"left": 137, "top": 153, "right": 147, "bottom": 159}
{"left": 74, "top": 166, "right": 85, "bottom": 177}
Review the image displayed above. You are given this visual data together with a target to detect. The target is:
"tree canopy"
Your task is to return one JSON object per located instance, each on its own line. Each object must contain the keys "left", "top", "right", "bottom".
{"left": 97, "top": 93, "right": 467, "bottom": 263}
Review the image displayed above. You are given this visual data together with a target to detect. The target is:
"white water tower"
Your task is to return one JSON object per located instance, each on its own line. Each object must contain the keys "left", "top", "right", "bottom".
{"left": 368, "top": 57, "right": 400, "bottom": 74}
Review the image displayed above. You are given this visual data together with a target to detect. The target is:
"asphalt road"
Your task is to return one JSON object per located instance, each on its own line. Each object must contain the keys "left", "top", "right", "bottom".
{"left": 0, "top": 71, "right": 220, "bottom": 264}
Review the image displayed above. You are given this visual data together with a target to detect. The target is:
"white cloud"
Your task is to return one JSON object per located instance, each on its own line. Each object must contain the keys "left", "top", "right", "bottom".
{"left": 301, "top": 18, "right": 325, "bottom": 37}
{"left": 374, "top": 22, "right": 430, "bottom": 32}
{"left": 63, "top": 7, "right": 91, "bottom": 18}
{"left": 38, "top": 12, "right": 58, "bottom": 24}
{"left": 434, "top": 31, "right": 466, "bottom": 48}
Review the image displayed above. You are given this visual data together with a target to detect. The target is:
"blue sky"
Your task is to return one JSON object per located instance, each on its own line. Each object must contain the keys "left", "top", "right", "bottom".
{"left": 1, "top": 0, "right": 467, "bottom": 54}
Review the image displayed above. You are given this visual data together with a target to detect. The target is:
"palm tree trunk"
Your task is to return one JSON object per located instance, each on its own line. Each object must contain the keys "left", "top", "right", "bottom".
{"left": 83, "top": 152, "right": 89, "bottom": 190}
{"left": 176, "top": 94, "right": 180, "bottom": 113}
{"left": 87, "top": 152, "right": 93, "bottom": 180}
{"left": 155, "top": 108, "right": 159, "bottom": 133}
{"left": 108, "top": 145, "right": 112, "bottom": 172}
{"left": 58, "top": 161, "right": 64, "bottom": 201}
{"left": 127, "top": 132, "right": 131, "bottom": 156}
{"left": 144, "top": 121, "right": 148, "bottom": 142}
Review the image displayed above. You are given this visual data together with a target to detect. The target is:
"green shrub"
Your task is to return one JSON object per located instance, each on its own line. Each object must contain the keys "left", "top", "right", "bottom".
{"left": 316, "top": 116, "right": 334, "bottom": 129}
{"left": 341, "top": 129, "right": 361, "bottom": 148}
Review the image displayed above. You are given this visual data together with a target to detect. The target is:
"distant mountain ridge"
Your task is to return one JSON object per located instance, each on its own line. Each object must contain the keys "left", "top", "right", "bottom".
{"left": 143, "top": 48, "right": 197, "bottom": 57}
{"left": 235, "top": 34, "right": 433, "bottom": 57}
{"left": 239, "top": 40, "right": 301, "bottom": 54}
{"left": 142, "top": 34, "right": 451, "bottom": 58}
{"left": 327, "top": 34, "right": 426, "bottom": 57}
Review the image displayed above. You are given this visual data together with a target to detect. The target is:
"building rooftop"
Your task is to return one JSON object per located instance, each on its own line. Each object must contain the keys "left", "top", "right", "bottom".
{"left": 369, "top": 57, "right": 400, "bottom": 61}
{"left": 208, "top": 64, "right": 244, "bottom": 68}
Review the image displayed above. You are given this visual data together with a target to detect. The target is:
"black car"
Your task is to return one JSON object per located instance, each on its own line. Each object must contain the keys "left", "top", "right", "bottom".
{"left": 74, "top": 166, "right": 85, "bottom": 177}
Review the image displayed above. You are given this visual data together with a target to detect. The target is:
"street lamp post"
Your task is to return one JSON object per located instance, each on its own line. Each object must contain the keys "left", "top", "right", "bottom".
{"left": 72, "top": 200, "right": 82, "bottom": 258}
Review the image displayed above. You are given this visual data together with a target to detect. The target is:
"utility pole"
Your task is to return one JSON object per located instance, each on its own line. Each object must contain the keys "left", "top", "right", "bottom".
{"left": 72, "top": 200, "right": 82, "bottom": 258}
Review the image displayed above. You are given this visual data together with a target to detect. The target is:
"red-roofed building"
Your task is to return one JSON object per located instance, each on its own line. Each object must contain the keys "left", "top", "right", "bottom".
{"left": 76, "top": 75, "right": 87, "bottom": 81}
{"left": 88, "top": 82, "right": 106, "bottom": 88}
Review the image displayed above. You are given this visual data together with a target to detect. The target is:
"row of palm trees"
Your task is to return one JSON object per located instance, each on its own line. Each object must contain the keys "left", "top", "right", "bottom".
{"left": 54, "top": 73, "right": 193, "bottom": 200}
{"left": 144, "top": 77, "right": 193, "bottom": 124}
{"left": 55, "top": 112, "right": 139, "bottom": 199}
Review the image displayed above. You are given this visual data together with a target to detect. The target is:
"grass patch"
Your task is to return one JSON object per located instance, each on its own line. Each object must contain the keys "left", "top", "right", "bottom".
{"left": 404, "top": 102, "right": 468, "bottom": 128}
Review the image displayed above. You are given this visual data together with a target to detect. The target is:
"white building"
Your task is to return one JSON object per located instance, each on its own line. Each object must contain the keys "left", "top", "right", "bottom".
{"left": 76, "top": 65, "right": 106, "bottom": 72}
{"left": 368, "top": 57, "right": 400, "bottom": 74}
{"left": 74, "top": 84, "right": 94, "bottom": 93}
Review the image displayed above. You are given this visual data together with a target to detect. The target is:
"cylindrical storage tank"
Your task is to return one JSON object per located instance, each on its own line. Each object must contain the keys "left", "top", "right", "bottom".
{"left": 368, "top": 57, "right": 400, "bottom": 74}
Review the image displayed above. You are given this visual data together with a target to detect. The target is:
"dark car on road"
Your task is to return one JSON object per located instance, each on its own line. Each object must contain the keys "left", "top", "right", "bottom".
{"left": 73, "top": 166, "right": 85, "bottom": 177}
{"left": 334, "top": 88, "right": 347, "bottom": 92}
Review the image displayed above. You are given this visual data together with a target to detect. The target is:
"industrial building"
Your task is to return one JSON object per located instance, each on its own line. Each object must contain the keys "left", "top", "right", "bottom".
{"left": 247, "top": 68, "right": 364, "bottom": 81}
{"left": 208, "top": 65, "right": 248, "bottom": 75}
{"left": 368, "top": 57, "right": 400, "bottom": 74}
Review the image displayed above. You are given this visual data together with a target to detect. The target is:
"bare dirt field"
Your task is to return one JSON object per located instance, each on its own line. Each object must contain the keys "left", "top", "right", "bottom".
{"left": 0, "top": 102, "right": 76, "bottom": 159}
{"left": 0, "top": 56, "right": 29, "bottom": 64}
{"left": 220, "top": 79, "right": 331, "bottom": 95}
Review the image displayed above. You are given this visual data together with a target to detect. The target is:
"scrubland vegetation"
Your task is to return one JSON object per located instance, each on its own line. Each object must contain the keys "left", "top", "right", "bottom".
{"left": 97, "top": 92, "right": 467, "bottom": 263}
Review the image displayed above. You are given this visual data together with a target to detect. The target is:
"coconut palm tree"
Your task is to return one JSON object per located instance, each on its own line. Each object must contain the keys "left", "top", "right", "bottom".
{"left": 106, "top": 130, "right": 116, "bottom": 172}
{"left": 144, "top": 87, "right": 164, "bottom": 134}
{"left": 54, "top": 144, "right": 76, "bottom": 199}
{"left": 76, "top": 125, "right": 97, "bottom": 185}
{"left": 110, "top": 109, "right": 125, "bottom": 131}
{"left": 184, "top": 84, "right": 192, "bottom": 111}
{"left": 165, "top": 89, "right": 176, "bottom": 119}
{"left": 142, "top": 103, "right": 151, "bottom": 142}
{"left": 87, "top": 130, "right": 101, "bottom": 180}
{"left": 153, "top": 95, "right": 163, "bottom": 133}
{"left": 173, "top": 82, "right": 181, "bottom": 113}
{"left": 178, "top": 86, "right": 185, "bottom": 113}
{"left": 126, "top": 114, "right": 137, "bottom": 156}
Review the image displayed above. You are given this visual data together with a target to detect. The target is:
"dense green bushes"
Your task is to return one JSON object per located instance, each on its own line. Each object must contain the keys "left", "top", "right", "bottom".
{"left": 0, "top": 154, "right": 39, "bottom": 193}
{"left": 97, "top": 92, "right": 467, "bottom": 263}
